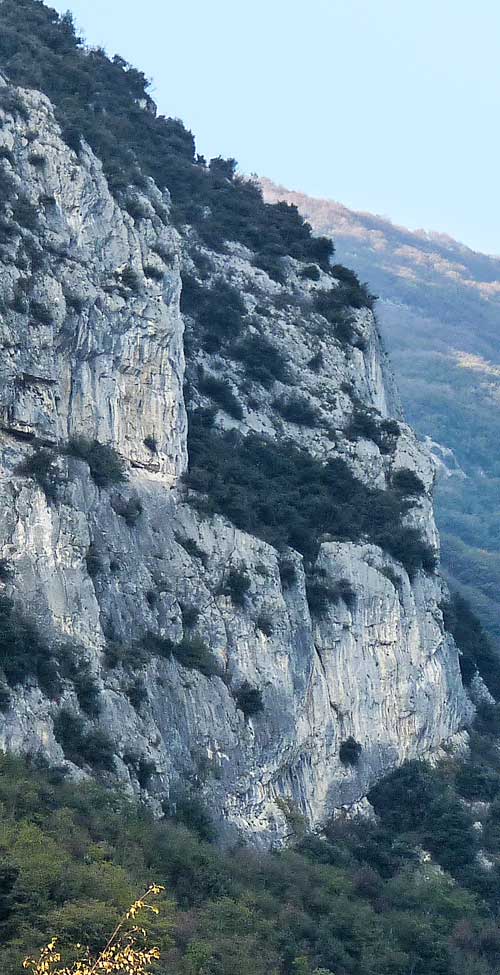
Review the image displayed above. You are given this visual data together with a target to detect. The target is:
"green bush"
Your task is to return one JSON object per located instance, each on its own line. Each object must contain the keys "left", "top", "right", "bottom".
{"left": 143, "top": 263, "right": 164, "bottom": 281}
{"left": 330, "top": 577, "right": 357, "bottom": 608}
{"left": 314, "top": 288, "right": 362, "bottom": 344}
{"left": 307, "top": 351, "right": 324, "bottom": 372}
{"left": 11, "top": 195, "right": 39, "bottom": 230}
{"left": 182, "top": 276, "right": 246, "bottom": 352}
{"left": 53, "top": 708, "right": 115, "bottom": 771}
{"left": 85, "top": 544, "right": 104, "bottom": 578}
{"left": 0, "top": 594, "right": 60, "bottom": 695}
{"left": 28, "top": 152, "right": 46, "bottom": 168}
{"left": 67, "top": 437, "right": 127, "bottom": 487}
{"left": 0, "top": 677, "right": 11, "bottom": 712}
{"left": 30, "top": 300, "right": 53, "bottom": 326}
{"left": 231, "top": 333, "right": 290, "bottom": 387}
{"left": 172, "top": 793, "right": 215, "bottom": 841}
{"left": 339, "top": 737, "right": 362, "bottom": 765}
{"left": 301, "top": 264, "right": 320, "bottom": 281}
{"left": 123, "top": 751, "right": 156, "bottom": 789}
{"left": 172, "top": 636, "right": 220, "bottom": 677}
{"left": 234, "top": 681, "right": 264, "bottom": 717}
{"left": 104, "top": 639, "right": 149, "bottom": 670}
{"left": 199, "top": 373, "right": 243, "bottom": 420}
{"left": 392, "top": 468, "right": 426, "bottom": 496}
{"left": 253, "top": 251, "right": 286, "bottom": 283}
{"left": 0, "top": 87, "right": 29, "bottom": 120}
{"left": 345, "top": 406, "right": 380, "bottom": 442}
{"left": 474, "top": 701, "right": 500, "bottom": 738}
{"left": 0, "top": 146, "right": 15, "bottom": 166}
{"left": 16, "top": 448, "right": 64, "bottom": 501}
{"left": 71, "top": 666, "right": 101, "bottom": 717}
{"left": 256, "top": 613, "right": 273, "bottom": 636}
{"left": 143, "top": 435, "right": 157, "bottom": 452}
{"left": 141, "top": 632, "right": 175, "bottom": 660}
{"left": 126, "top": 677, "right": 148, "bottom": 711}
{"left": 118, "top": 266, "right": 142, "bottom": 292}
{"left": 124, "top": 197, "right": 148, "bottom": 220}
{"left": 174, "top": 533, "right": 208, "bottom": 565}
{"left": 331, "top": 264, "right": 376, "bottom": 309}
{"left": 111, "top": 494, "right": 143, "bottom": 527}
{"left": 279, "top": 557, "right": 297, "bottom": 587}
{"left": 0, "top": 559, "right": 12, "bottom": 582}
{"left": 180, "top": 603, "right": 200, "bottom": 628}
{"left": 305, "top": 577, "right": 337, "bottom": 617}
{"left": 455, "top": 761, "right": 500, "bottom": 802}
{"left": 273, "top": 392, "right": 318, "bottom": 426}
{"left": 220, "top": 567, "right": 251, "bottom": 606}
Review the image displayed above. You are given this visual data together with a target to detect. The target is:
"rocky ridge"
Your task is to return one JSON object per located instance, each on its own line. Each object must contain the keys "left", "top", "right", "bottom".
{"left": 0, "top": 78, "right": 469, "bottom": 844}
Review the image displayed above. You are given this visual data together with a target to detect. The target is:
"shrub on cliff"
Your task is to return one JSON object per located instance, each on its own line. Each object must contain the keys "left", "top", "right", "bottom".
{"left": 199, "top": 374, "right": 243, "bottom": 420}
{"left": 273, "top": 392, "right": 319, "bottom": 426}
{"left": 172, "top": 637, "right": 220, "bottom": 677}
{"left": 0, "top": 594, "right": 60, "bottom": 696}
{"left": 16, "top": 448, "right": 65, "bottom": 501}
{"left": 219, "top": 567, "right": 251, "bottom": 607}
{"left": 231, "top": 333, "right": 290, "bottom": 387}
{"left": 339, "top": 737, "right": 362, "bottom": 766}
{"left": 67, "top": 438, "right": 127, "bottom": 488}
{"left": 392, "top": 468, "right": 426, "bottom": 496}
{"left": 181, "top": 276, "right": 247, "bottom": 352}
{"left": 53, "top": 708, "right": 115, "bottom": 771}
{"left": 234, "top": 681, "right": 263, "bottom": 717}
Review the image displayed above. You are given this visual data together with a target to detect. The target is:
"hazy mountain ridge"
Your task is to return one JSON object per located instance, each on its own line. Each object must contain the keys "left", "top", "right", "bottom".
{"left": 261, "top": 178, "right": 500, "bottom": 647}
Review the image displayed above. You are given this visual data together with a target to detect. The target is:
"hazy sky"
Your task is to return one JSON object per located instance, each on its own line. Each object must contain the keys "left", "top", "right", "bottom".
{"left": 50, "top": 0, "right": 500, "bottom": 255}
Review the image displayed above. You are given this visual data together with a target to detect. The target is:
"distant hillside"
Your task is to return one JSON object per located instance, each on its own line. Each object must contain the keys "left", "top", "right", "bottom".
{"left": 261, "top": 178, "right": 500, "bottom": 647}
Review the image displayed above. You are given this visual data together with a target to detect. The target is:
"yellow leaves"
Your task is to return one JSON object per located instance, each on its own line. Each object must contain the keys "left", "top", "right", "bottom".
{"left": 22, "top": 885, "right": 164, "bottom": 974}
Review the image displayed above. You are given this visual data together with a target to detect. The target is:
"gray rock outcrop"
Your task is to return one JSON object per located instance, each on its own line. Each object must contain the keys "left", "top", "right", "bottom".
{"left": 0, "top": 82, "right": 469, "bottom": 845}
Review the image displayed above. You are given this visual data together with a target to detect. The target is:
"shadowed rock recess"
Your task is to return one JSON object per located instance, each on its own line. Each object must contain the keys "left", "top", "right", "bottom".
{"left": 0, "top": 2, "right": 469, "bottom": 845}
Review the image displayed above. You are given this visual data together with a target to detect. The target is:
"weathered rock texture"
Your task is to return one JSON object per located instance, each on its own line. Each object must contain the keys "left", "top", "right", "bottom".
{"left": 0, "top": 81, "right": 469, "bottom": 845}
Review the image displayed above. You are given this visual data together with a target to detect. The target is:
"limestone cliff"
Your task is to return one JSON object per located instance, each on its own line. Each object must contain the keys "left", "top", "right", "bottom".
{"left": 0, "top": 78, "right": 469, "bottom": 845}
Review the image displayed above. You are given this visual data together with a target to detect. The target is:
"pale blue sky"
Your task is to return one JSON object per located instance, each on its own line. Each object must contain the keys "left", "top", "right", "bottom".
{"left": 50, "top": 0, "right": 500, "bottom": 255}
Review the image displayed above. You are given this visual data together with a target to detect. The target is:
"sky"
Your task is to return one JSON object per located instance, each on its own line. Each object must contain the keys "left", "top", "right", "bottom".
{"left": 50, "top": 0, "right": 500, "bottom": 255}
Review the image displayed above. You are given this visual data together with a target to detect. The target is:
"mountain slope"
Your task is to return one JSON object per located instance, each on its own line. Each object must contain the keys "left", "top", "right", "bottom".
{"left": 261, "top": 178, "right": 500, "bottom": 648}
{"left": 0, "top": 0, "right": 471, "bottom": 845}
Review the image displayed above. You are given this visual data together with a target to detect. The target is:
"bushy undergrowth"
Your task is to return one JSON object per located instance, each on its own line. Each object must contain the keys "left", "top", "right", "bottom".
{"left": 186, "top": 411, "right": 436, "bottom": 573}
{"left": 2, "top": 747, "right": 500, "bottom": 974}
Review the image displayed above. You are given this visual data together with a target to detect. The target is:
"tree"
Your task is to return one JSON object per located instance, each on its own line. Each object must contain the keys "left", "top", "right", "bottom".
{"left": 23, "top": 885, "right": 165, "bottom": 974}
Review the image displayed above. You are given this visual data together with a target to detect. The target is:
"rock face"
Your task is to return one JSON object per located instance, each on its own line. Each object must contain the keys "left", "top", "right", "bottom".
{"left": 0, "top": 81, "right": 469, "bottom": 845}
{"left": 0, "top": 82, "right": 186, "bottom": 479}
